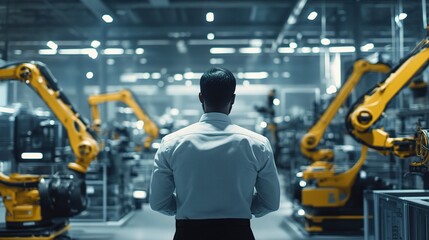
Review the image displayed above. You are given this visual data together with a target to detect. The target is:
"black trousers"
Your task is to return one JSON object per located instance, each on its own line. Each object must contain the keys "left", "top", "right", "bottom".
{"left": 174, "top": 219, "right": 255, "bottom": 240}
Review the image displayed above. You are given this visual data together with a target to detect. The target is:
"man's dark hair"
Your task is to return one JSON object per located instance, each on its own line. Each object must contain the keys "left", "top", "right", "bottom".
{"left": 200, "top": 67, "right": 236, "bottom": 108}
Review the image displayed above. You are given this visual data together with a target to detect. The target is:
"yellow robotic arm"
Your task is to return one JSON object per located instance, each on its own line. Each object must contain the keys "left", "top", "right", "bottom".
{"left": 0, "top": 61, "right": 100, "bottom": 236}
{"left": 88, "top": 89, "right": 159, "bottom": 149}
{"left": 346, "top": 35, "right": 429, "bottom": 158}
{"left": 301, "top": 60, "right": 390, "bottom": 162}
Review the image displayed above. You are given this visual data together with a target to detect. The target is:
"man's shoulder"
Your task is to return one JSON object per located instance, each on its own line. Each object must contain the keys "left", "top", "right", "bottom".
{"left": 228, "top": 124, "right": 268, "bottom": 144}
{"left": 161, "top": 123, "right": 201, "bottom": 143}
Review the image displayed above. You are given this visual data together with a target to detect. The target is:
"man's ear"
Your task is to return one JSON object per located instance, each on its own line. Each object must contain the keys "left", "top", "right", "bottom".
{"left": 231, "top": 94, "right": 236, "bottom": 105}
{"left": 199, "top": 92, "right": 204, "bottom": 103}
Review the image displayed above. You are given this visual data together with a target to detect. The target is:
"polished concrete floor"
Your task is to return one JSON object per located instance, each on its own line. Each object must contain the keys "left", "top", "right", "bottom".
{"left": 68, "top": 173, "right": 364, "bottom": 240}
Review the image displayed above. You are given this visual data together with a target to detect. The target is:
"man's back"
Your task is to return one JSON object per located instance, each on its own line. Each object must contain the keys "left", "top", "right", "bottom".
{"left": 150, "top": 112, "right": 280, "bottom": 219}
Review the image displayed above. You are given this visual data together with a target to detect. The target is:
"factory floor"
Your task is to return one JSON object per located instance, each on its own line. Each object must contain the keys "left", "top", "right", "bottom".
{"left": 69, "top": 173, "right": 364, "bottom": 240}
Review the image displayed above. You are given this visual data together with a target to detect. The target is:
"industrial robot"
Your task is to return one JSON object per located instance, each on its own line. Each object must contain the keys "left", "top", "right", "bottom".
{"left": 0, "top": 62, "right": 100, "bottom": 239}
{"left": 300, "top": 27, "right": 429, "bottom": 234}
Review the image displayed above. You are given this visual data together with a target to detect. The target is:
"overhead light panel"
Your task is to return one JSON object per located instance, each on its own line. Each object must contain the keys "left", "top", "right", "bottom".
{"left": 174, "top": 74, "right": 183, "bottom": 81}
{"left": 151, "top": 72, "right": 161, "bottom": 79}
{"left": 210, "top": 48, "right": 236, "bottom": 54}
{"left": 207, "top": 33, "right": 215, "bottom": 40}
{"left": 242, "top": 72, "right": 268, "bottom": 79}
{"left": 249, "top": 39, "right": 263, "bottom": 47}
{"left": 135, "top": 48, "right": 144, "bottom": 55}
{"left": 206, "top": 12, "right": 214, "bottom": 22}
{"left": 184, "top": 72, "right": 203, "bottom": 79}
{"left": 47, "top": 41, "right": 58, "bottom": 50}
{"left": 239, "top": 47, "right": 261, "bottom": 54}
{"left": 300, "top": 47, "right": 311, "bottom": 53}
{"left": 39, "top": 49, "right": 57, "bottom": 55}
{"left": 398, "top": 13, "right": 407, "bottom": 20}
{"left": 102, "top": 14, "right": 113, "bottom": 23}
{"left": 21, "top": 152, "right": 43, "bottom": 160}
{"left": 329, "top": 46, "right": 355, "bottom": 53}
{"left": 361, "top": 43, "right": 374, "bottom": 52}
{"left": 307, "top": 11, "right": 318, "bottom": 20}
{"left": 103, "top": 48, "right": 124, "bottom": 55}
{"left": 277, "top": 47, "right": 295, "bottom": 53}
{"left": 86, "top": 72, "right": 94, "bottom": 79}
{"left": 289, "top": 42, "right": 298, "bottom": 49}
{"left": 321, "top": 38, "right": 331, "bottom": 46}
{"left": 91, "top": 40, "right": 101, "bottom": 48}
{"left": 210, "top": 58, "right": 224, "bottom": 64}
{"left": 312, "top": 47, "right": 320, "bottom": 53}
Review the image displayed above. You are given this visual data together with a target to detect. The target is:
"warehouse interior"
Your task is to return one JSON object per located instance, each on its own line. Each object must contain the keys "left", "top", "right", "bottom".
{"left": 0, "top": 0, "right": 429, "bottom": 239}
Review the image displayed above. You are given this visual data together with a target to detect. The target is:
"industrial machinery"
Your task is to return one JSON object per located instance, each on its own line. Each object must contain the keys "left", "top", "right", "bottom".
{"left": 300, "top": 59, "right": 390, "bottom": 163}
{"left": 300, "top": 28, "right": 429, "bottom": 234}
{"left": 87, "top": 89, "right": 159, "bottom": 211}
{"left": 0, "top": 61, "right": 100, "bottom": 239}
{"left": 293, "top": 59, "right": 390, "bottom": 205}
{"left": 88, "top": 89, "right": 159, "bottom": 151}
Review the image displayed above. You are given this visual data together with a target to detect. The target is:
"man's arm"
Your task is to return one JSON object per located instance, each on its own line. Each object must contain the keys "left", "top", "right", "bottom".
{"left": 149, "top": 141, "right": 177, "bottom": 216}
{"left": 251, "top": 139, "right": 280, "bottom": 217}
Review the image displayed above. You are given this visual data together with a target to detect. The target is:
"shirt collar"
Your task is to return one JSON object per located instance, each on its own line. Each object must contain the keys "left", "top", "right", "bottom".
{"left": 199, "top": 112, "right": 232, "bottom": 124}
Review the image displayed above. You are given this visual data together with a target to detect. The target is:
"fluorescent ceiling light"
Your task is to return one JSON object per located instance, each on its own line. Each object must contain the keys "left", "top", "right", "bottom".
{"left": 249, "top": 39, "right": 263, "bottom": 47}
{"left": 398, "top": 13, "right": 407, "bottom": 20}
{"left": 239, "top": 47, "right": 261, "bottom": 54}
{"left": 361, "top": 43, "right": 374, "bottom": 52}
{"left": 207, "top": 33, "right": 215, "bottom": 40}
{"left": 210, "top": 47, "right": 236, "bottom": 54}
{"left": 14, "top": 50, "right": 22, "bottom": 55}
{"left": 47, "top": 41, "right": 58, "bottom": 50}
{"left": 206, "top": 12, "right": 214, "bottom": 22}
{"left": 135, "top": 48, "right": 144, "bottom": 55}
{"left": 174, "top": 74, "right": 183, "bottom": 81}
{"left": 242, "top": 72, "right": 268, "bottom": 79}
{"left": 301, "top": 47, "right": 311, "bottom": 53}
{"left": 282, "top": 72, "right": 291, "bottom": 78}
{"left": 0, "top": 107, "right": 15, "bottom": 113}
{"left": 88, "top": 49, "right": 98, "bottom": 59}
{"left": 307, "top": 11, "right": 318, "bottom": 20}
{"left": 312, "top": 47, "right": 320, "bottom": 53}
{"left": 287, "top": 16, "right": 297, "bottom": 25}
{"left": 59, "top": 48, "right": 92, "bottom": 54}
{"left": 321, "top": 38, "right": 331, "bottom": 46}
{"left": 102, "top": 14, "right": 113, "bottom": 23}
{"left": 86, "top": 72, "right": 93, "bottom": 79}
{"left": 277, "top": 47, "right": 295, "bottom": 53}
{"left": 329, "top": 46, "right": 356, "bottom": 53}
{"left": 151, "top": 72, "right": 161, "bottom": 79}
{"left": 39, "top": 49, "right": 57, "bottom": 55}
{"left": 210, "top": 58, "right": 224, "bottom": 64}
{"left": 103, "top": 48, "right": 124, "bottom": 55}
{"left": 289, "top": 42, "right": 298, "bottom": 49}
{"left": 120, "top": 74, "right": 138, "bottom": 83}
{"left": 21, "top": 152, "right": 43, "bottom": 160}
{"left": 184, "top": 72, "right": 203, "bottom": 79}
{"left": 273, "top": 98, "right": 280, "bottom": 106}
{"left": 91, "top": 40, "right": 100, "bottom": 48}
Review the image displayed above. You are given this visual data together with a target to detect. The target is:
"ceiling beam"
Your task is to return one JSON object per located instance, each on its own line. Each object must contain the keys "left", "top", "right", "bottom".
{"left": 80, "top": 0, "right": 115, "bottom": 22}
{"left": 271, "top": 0, "right": 307, "bottom": 52}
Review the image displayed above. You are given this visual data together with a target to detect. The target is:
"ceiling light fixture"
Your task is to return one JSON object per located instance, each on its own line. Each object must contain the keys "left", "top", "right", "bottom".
{"left": 135, "top": 48, "right": 144, "bottom": 55}
{"left": 307, "top": 11, "right": 318, "bottom": 20}
{"left": 210, "top": 48, "right": 236, "bottom": 54}
{"left": 102, "top": 14, "right": 113, "bottom": 23}
{"left": 207, "top": 33, "right": 215, "bottom": 40}
{"left": 47, "top": 41, "right": 58, "bottom": 50}
{"left": 91, "top": 40, "right": 101, "bottom": 48}
{"left": 206, "top": 12, "right": 214, "bottom": 22}
{"left": 321, "top": 38, "right": 331, "bottom": 46}
{"left": 238, "top": 47, "right": 261, "bottom": 54}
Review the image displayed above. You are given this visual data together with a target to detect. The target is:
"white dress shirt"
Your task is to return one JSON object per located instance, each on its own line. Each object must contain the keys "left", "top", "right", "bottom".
{"left": 150, "top": 112, "right": 280, "bottom": 219}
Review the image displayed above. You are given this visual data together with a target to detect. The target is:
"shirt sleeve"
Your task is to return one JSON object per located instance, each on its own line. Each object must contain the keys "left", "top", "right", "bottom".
{"left": 149, "top": 139, "right": 177, "bottom": 216}
{"left": 251, "top": 139, "right": 280, "bottom": 217}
